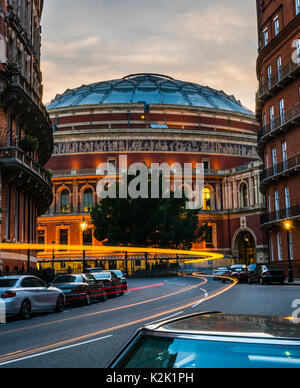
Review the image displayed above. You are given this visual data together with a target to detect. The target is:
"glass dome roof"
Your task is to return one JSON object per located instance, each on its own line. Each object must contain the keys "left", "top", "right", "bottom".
{"left": 47, "top": 73, "right": 252, "bottom": 115}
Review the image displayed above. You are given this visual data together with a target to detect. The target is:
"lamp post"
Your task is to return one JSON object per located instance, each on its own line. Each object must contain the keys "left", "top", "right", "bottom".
{"left": 52, "top": 241, "right": 55, "bottom": 271}
{"left": 284, "top": 221, "right": 294, "bottom": 283}
{"left": 80, "top": 218, "right": 88, "bottom": 273}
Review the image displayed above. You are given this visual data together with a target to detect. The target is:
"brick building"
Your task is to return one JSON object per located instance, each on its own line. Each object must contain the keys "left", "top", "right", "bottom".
{"left": 256, "top": 0, "right": 300, "bottom": 277}
{"left": 37, "top": 73, "right": 268, "bottom": 272}
{"left": 0, "top": 0, "right": 53, "bottom": 273}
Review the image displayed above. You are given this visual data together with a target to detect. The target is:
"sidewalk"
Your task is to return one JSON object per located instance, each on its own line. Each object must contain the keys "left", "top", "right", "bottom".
{"left": 286, "top": 278, "right": 300, "bottom": 285}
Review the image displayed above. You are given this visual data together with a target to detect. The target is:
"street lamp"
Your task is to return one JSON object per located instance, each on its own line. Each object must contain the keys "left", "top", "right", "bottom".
{"left": 284, "top": 221, "right": 294, "bottom": 283}
{"left": 80, "top": 218, "right": 88, "bottom": 273}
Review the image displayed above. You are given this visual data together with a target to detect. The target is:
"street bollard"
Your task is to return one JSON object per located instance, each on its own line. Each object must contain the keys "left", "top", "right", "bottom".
{"left": 0, "top": 299, "right": 5, "bottom": 324}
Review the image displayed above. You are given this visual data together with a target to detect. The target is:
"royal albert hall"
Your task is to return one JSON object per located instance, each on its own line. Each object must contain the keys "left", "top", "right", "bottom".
{"left": 37, "top": 73, "right": 268, "bottom": 272}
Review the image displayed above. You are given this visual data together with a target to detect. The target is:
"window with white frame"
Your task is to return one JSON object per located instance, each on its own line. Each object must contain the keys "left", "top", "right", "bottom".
{"left": 296, "top": 0, "right": 300, "bottom": 15}
{"left": 272, "top": 147, "right": 277, "bottom": 174}
{"left": 270, "top": 232, "right": 274, "bottom": 262}
{"left": 277, "top": 56, "right": 282, "bottom": 81}
{"left": 279, "top": 99, "right": 285, "bottom": 125}
{"left": 263, "top": 28, "right": 269, "bottom": 46}
{"left": 285, "top": 187, "right": 291, "bottom": 217}
{"left": 270, "top": 106, "right": 275, "bottom": 130}
{"left": 282, "top": 142, "right": 287, "bottom": 170}
{"left": 267, "top": 65, "right": 272, "bottom": 89}
{"left": 274, "top": 16, "right": 279, "bottom": 36}
{"left": 274, "top": 190, "right": 280, "bottom": 220}
{"left": 277, "top": 233, "right": 283, "bottom": 261}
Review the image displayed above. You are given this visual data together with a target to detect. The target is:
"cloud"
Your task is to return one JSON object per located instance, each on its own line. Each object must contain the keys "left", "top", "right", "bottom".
{"left": 41, "top": 0, "right": 258, "bottom": 111}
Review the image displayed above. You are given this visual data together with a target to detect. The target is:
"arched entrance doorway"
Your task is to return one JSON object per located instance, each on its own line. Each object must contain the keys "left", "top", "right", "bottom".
{"left": 234, "top": 231, "right": 256, "bottom": 266}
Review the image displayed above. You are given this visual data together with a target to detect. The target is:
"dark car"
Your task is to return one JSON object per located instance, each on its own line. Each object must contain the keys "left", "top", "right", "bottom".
{"left": 222, "top": 265, "right": 249, "bottom": 284}
{"left": 108, "top": 312, "right": 300, "bottom": 368}
{"left": 212, "top": 267, "right": 230, "bottom": 280}
{"left": 248, "top": 264, "right": 286, "bottom": 285}
{"left": 109, "top": 270, "right": 128, "bottom": 291}
{"left": 91, "top": 271, "right": 126, "bottom": 297}
{"left": 52, "top": 273, "right": 107, "bottom": 305}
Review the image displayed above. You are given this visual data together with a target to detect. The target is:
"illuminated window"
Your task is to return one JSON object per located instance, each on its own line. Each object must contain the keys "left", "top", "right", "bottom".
{"left": 83, "top": 189, "right": 93, "bottom": 212}
{"left": 203, "top": 188, "right": 211, "bottom": 211}
{"left": 240, "top": 183, "right": 249, "bottom": 208}
{"left": 37, "top": 230, "right": 46, "bottom": 245}
{"left": 83, "top": 228, "right": 93, "bottom": 246}
{"left": 60, "top": 190, "right": 70, "bottom": 213}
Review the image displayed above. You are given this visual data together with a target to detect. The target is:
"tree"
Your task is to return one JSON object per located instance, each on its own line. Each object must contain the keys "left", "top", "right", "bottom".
{"left": 91, "top": 176, "right": 208, "bottom": 249}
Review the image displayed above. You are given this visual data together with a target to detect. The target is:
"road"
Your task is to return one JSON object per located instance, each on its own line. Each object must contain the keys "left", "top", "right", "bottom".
{"left": 0, "top": 274, "right": 299, "bottom": 368}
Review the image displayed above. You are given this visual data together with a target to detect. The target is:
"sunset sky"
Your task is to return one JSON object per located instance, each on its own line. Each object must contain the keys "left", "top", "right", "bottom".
{"left": 41, "top": 0, "right": 258, "bottom": 111}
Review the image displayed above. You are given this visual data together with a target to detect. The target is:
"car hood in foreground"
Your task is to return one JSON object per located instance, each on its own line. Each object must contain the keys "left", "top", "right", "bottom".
{"left": 146, "top": 312, "right": 300, "bottom": 340}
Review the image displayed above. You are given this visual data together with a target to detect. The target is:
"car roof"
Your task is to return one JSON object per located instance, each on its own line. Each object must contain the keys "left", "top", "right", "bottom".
{"left": 0, "top": 275, "right": 36, "bottom": 280}
{"left": 144, "top": 312, "right": 300, "bottom": 340}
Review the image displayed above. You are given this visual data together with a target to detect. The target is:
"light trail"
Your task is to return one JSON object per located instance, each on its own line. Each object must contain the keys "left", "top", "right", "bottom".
{"left": 0, "top": 242, "right": 224, "bottom": 262}
{"left": 0, "top": 274, "right": 237, "bottom": 365}
{"left": 0, "top": 277, "right": 207, "bottom": 337}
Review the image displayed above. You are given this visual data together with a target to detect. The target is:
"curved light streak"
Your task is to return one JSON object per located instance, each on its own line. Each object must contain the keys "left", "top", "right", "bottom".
{"left": 0, "top": 243, "right": 224, "bottom": 262}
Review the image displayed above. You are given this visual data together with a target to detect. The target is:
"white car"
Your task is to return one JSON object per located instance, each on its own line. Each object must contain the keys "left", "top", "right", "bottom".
{"left": 0, "top": 275, "right": 65, "bottom": 320}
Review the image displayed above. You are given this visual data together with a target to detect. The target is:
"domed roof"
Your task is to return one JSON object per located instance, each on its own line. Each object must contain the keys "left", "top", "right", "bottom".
{"left": 47, "top": 73, "right": 252, "bottom": 115}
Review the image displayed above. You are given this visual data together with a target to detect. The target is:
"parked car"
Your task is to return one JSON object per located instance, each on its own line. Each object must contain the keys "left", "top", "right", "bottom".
{"left": 52, "top": 273, "right": 107, "bottom": 305}
{"left": 248, "top": 264, "right": 257, "bottom": 273}
{"left": 109, "top": 270, "right": 128, "bottom": 291}
{"left": 212, "top": 267, "right": 230, "bottom": 280}
{"left": 0, "top": 275, "right": 65, "bottom": 320}
{"left": 248, "top": 264, "right": 286, "bottom": 285}
{"left": 108, "top": 312, "right": 300, "bottom": 368}
{"left": 91, "top": 271, "right": 126, "bottom": 297}
{"left": 222, "top": 265, "right": 249, "bottom": 284}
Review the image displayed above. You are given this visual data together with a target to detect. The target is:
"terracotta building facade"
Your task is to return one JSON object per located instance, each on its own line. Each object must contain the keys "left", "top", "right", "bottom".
{"left": 37, "top": 73, "right": 268, "bottom": 272}
{"left": 0, "top": 0, "right": 53, "bottom": 273}
{"left": 256, "top": 0, "right": 300, "bottom": 277}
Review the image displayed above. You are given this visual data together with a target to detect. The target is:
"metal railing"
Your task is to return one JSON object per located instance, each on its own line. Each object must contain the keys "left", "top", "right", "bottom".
{"left": 258, "top": 103, "right": 300, "bottom": 141}
{"left": 261, "top": 153, "right": 300, "bottom": 181}
{"left": 0, "top": 147, "right": 52, "bottom": 186}
{"left": 259, "top": 60, "right": 300, "bottom": 100}
{"left": 261, "top": 205, "right": 300, "bottom": 225}
{"left": 10, "top": 72, "right": 47, "bottom": 118}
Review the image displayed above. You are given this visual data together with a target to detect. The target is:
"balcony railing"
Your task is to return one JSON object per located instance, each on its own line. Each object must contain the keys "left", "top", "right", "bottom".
{"left": 258, "top": 60, "right": 300, "bottom": 101}
{"left": 52, "top": 168, "right": 228, "bottom": 178}
{"left": 261, "top": 205, "right": 300, "bottom": 226}
{"left": 258, "top": 103, "right": 300, "bottom": 142}
{"left": 10, "top": 72, "right": 46, "bottom": 117}
{"left": 261, "top": 153, "right": 300, "bottom": 182}
{"left": 0, "top": 147, "right": 52, "bottom": 187}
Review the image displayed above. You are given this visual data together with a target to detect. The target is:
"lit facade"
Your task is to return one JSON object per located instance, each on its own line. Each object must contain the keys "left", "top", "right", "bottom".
{"left": 256, "top": 0, "right": 300, "bottom": 277}
{"left": 0, "top": 0, "right": 53, "bottom": 273}
{"left": 37, "top": 73, "right": 268, "bottom": 271}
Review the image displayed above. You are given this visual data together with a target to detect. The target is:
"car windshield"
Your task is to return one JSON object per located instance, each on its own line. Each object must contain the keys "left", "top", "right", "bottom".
{"left": 115, "top": 334, "right": 300, "bottom": 368}
{"left": 113, "top": 271, "right": 123, "bottom": 277}
{"left": 93, "top": 272, "right": 111, "bottom": 279}
{"left": 53, "top": 275, "right": 78, "bottom": 284}
{"left": 266, "top": 266, "right": 282, "bottom": 270}
{"left": 0, "top": 279, "right": 18, "bottom": 287}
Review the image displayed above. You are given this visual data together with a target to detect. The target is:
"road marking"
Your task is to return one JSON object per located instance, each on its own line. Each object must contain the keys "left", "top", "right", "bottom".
{"left": 0, "top": 279, "right": 207, "bottom": 337}
{"left": 0, "top": 276, "right": 237, "bottom": 365}
{"left": 149, "top": 311, "right": 184, "bottom": 324}
{"left": 0, "top": 335, "right": 113, "bottom": 367}
{"left": 192, "top": 289, "right": 209, "bottom": 308}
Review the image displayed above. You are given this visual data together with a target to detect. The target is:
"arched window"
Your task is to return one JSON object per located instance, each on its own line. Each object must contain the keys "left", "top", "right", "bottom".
{"left": 60, "top": 190, "right": 70, "bottom": 213}
{"left": 240, "top": 183, "right": 249, "bottom": 208}
{"left": 203, "top": 188, "right": 212, "bottom": 211}
{"left": 83, "top": 189, "right": 93, "bottom": 213}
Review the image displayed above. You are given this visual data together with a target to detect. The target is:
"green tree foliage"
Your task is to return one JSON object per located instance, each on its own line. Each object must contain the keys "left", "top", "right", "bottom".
{"left": 91, "top": 176, "right": 209, "bottom": 249}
